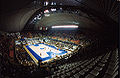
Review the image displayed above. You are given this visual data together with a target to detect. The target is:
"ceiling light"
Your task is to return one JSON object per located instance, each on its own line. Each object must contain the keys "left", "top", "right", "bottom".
{"left": 52, "top": 25, "right": 78, "bottom": 28}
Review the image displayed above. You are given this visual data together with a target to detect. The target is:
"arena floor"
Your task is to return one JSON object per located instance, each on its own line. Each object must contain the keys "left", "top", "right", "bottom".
{"left": 24, "top": 43, "right": 68, "bottom": 64}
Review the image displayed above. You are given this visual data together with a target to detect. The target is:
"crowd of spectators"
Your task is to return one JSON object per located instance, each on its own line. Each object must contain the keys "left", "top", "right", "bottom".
{"left": 0, "top": 30, "right": 100, "bottom": 78}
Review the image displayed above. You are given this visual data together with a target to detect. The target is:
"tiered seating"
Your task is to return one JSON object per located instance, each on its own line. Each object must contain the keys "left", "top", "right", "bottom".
{"left": 85, "top": 52, "right": 111, "bottom": 78}
{"left": 43, "top": 50, "right": 119, "bottom": 78}
{"left": 103, "top": 49, "right": 118, "bottom": 78}
{"left": 44, "top": 54, "right": 100, "bottom": 77}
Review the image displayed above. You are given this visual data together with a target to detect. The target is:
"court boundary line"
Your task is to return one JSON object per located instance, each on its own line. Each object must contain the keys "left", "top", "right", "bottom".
{"left": 23, "top": 45, "right": 38, "bottom": 65}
